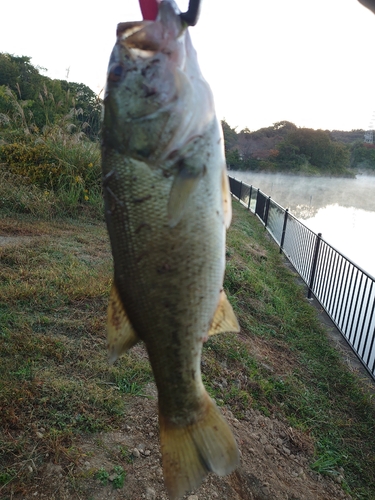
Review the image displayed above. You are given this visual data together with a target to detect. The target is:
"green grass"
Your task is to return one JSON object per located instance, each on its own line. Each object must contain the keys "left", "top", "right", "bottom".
{"left": 1, "top": 180, "right": 375, "bottom": 498}
{"left": 115, "top": 364, "right": 153, "bottom": 396}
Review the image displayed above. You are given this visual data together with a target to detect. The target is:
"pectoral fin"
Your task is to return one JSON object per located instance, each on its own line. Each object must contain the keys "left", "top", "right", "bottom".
{"left": 168, "top": 166, "right": 203, "bottom": 227}
{"left": 222, "top": 168, "right": 232, "bottom": 229}
{"left": 208, "top": 290, "right": 240, "bottom": 336}
{"left": 107, "top": 283, "right": 139, "bottom": 364}
{"left": 167, "top": 135, "right": 207, "bottom": 228}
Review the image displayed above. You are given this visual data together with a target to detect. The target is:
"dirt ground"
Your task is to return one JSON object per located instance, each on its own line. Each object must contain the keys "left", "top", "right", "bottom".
{"left": 13, "top": 370, "right": 351, "bottom": 500}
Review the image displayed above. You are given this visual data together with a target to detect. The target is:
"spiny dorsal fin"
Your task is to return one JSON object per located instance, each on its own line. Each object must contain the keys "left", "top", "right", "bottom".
{"left": 222, "top": 168, "right": 232, "bottom": 229}
{"left": 107, "top": 283, "right": 139, "bottom": 364}
{"left": 208, "top": 290, "right": 240, "bottom": 336}
{"left": 159, "top": 391, "right": 239, "bottom": 499}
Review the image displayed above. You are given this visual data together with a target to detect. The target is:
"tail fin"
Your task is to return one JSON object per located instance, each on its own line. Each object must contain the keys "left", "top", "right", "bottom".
{"left": 159, "top": 392, "right": 239, "bottom": 499}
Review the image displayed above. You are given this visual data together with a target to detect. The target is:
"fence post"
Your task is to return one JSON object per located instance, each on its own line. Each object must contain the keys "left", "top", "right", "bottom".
{"left": 239, "top": 181, "right": 243, "bottom": 201}
{"left": 308, "top": 232, "right": 322, "bottom": 299}
{"left": 255, "top": 188, "right": 260, "bottom": 216}
{"left": 264, "top": 196, "right": 271, "bottom": 228}
{"left": 248, "top": 185, "right": 252, "bottom": 211}
{"left": 279, "top": 208, "right": 289, "bottom": 254}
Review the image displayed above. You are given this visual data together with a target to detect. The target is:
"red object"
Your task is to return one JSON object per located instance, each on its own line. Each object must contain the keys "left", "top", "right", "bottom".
{"left": 139, "top": 0, "right": 159, "bottom": 20}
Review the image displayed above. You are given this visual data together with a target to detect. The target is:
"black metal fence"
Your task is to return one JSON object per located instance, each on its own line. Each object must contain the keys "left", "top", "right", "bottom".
{"left": 228, "top": 176, "right": 375, "bottom": 381}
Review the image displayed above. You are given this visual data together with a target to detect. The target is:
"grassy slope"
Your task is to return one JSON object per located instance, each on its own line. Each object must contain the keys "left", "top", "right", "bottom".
{"left": 0, "top": 195, "right": 374, "bottom": 498}
{"left": 217, "top": 202, "right": 375, "bottom": 497}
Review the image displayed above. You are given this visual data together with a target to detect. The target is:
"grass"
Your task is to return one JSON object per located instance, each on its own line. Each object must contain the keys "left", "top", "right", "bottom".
{"left": 1, "top": 111, "right": 103, "bottom": 220}
{"left": 0, "top": 175, "right": 375, "bottom": 499}
{"left": 0, "top": 169, "right": 103, "bottom": 219}
{"left": 0, "top": 204, "right": 151, "bottom": 496}
{"left": 115, "top": 365, "right": 153, "bottom": 396}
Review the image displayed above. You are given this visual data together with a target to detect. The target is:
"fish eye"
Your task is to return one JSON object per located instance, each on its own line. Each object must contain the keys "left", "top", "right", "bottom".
{"left": 108, "top": 64, "right": 125, "bottom": 82}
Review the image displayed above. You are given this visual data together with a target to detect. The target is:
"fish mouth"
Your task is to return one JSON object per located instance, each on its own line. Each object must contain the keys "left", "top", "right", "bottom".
{"left": 105, "top": 1, "right": 185, "bottom": 92}
{"left": 115, "top": 1, "right": 183, "bottom": 58}
{"left": 116, "top": 21, "right": 162, "bottom": 55}
{"left": 103, "top": 0, "right": 193, "bottom": 150}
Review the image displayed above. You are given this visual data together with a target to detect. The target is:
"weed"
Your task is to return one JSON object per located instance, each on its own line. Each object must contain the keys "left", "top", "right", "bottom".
{"left": 112, "top": 465, "right": 126, "bottom": 489}
{"left": 95, "top": 467, "right": 109, "bottom": 486}
{"left": 0, "top": 469, "right": 16, "bottom": 486}
{"left": 94, "top": 466, "right": 125, "bottom": 489}
{"left": 311, "top": 450, "right": 342, "bottom": 475}
{"left": 117, "top": 375, "right": 146, "bottom": 395}
{"left": 10, "top": 360, "right": 34, "bottom": 381}
{"left": 119, "top": 446, "right": 133, "bottom": 463}
{"left": 224, "top": 202, "right": 375, "bottom": 497}
{"left": 114, "top": 362, "right": 153, "bottom": 397}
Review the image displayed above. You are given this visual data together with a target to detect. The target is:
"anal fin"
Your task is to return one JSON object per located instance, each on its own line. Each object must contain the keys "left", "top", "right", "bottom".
{"left": 208, "top": 289, "right": 240, "bottom": 336}
{"left": 107, "top": 283, "right": 139, "bottom": 364}
{"left": 159, "top": 391, "right": 239, "bottom": 499}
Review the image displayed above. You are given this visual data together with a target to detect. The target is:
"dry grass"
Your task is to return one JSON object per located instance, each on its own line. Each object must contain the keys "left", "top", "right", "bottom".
{"left": 0, "top": 215, "right": 152, "bottom": 496}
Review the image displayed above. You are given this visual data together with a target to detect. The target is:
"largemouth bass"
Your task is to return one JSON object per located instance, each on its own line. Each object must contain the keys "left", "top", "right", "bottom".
{"left": 101, "top": 1, "right": 240, "bottom": 497}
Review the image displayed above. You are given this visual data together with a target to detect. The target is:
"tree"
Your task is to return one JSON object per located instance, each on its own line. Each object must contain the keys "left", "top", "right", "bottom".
{"left": 226, "top": 148, "right": 243, "bottom": 170}
{"left": 0, "top": 54, "right": 19, "bottom": 90}
{"left": 221, "top": 119, "right": 238, "bottom": 152}
{"left": 237, "top": 128, "right": 253, "bottom": 161}
{"left": 350, "top": 141, "right": 375, "bottom": 169}
{"left": 0, "top": 53, "right": 102, "bottom": 140}
{"left": 276, "top": 141, "right": 305, "bottom": 169}
{"left": 276, "top": 128, "right": 350, "bottom": 172}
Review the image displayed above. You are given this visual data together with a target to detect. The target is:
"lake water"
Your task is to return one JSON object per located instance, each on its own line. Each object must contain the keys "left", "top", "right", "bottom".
{"left": 230, "top": 171, "right": 375, "bottom": 278}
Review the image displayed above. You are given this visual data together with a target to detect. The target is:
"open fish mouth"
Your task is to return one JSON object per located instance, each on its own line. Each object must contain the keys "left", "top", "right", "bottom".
{"left": 103, "top": 0, "right": 199, "bottom": 156}
{"left": 116, "top": 21, "right": 164, "bottom": 55}
{"left": 115, "top": 1, "right": 183, "bottom": 58}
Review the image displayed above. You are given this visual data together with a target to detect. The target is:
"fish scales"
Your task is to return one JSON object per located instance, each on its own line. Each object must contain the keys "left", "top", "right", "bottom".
{"left": 104, "top": 147, "right": 223, "bottom": 404}
{"left": 102, "top": 1, "right": 240, "bottom": 498}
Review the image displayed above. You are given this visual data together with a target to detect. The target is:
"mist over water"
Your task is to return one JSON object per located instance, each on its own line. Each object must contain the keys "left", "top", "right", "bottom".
{"left": 231, "top": 171, "right": 375, "bottom": 278}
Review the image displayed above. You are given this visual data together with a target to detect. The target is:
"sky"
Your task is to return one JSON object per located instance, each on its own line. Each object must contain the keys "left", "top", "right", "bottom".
{"left": 1, "top": 0, "right": 374, "bottom": 132}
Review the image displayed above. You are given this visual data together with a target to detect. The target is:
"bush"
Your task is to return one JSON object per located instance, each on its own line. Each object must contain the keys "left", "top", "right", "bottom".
{"left": 0, "top": 142, "right": 62, "bottom": 186}
{"left": 0, "top": 139, "right": 101, "bottom": 202}
{"left": 351, "top": 142, "right": 375, "bottom": 169}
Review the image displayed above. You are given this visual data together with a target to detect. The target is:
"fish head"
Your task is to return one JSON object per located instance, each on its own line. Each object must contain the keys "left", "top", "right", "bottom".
{"left": 102, "top": 0, "right": 215, "bottom": 162}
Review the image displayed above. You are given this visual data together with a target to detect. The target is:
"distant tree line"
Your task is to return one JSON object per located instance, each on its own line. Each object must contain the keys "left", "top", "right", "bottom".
{"left": 222, "top": 120, "right": 375, "bottom": 174}
{"left": 1, "top": 53, "right": 374, "bottom": 177}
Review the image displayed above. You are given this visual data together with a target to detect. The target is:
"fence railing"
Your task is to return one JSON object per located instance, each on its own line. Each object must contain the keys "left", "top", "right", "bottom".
{"left": 228, "top": 176, "right": 375, "bottom": 381}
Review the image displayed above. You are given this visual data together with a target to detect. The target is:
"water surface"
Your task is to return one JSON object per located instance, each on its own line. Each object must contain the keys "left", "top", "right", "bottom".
{"left": 231, "top": 171, "right": 375, "bottom": 277}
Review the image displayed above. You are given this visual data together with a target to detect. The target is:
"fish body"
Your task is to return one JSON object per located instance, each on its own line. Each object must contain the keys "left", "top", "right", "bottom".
{"left": 101, "top": 1, "right": 240, "bottom": 497}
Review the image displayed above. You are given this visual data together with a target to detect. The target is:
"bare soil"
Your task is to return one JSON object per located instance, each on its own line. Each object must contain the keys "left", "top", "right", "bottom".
{"left": 8, "top": 350, "right": 351, "bottom": 500}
